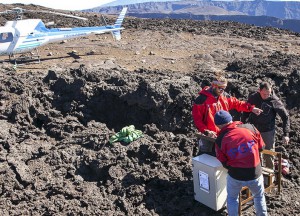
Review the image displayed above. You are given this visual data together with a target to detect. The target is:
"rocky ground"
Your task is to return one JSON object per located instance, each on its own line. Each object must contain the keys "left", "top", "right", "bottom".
{"left": 0, "top": 4, "right": 300, "bottom": 216}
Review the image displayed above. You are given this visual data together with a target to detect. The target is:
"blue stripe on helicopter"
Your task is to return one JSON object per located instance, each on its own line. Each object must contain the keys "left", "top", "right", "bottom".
{"left": 19, "top": 42, "right": 41, "bottom": 46}
{"left": 17, "top": 43, "right": 42, "bottom": 49}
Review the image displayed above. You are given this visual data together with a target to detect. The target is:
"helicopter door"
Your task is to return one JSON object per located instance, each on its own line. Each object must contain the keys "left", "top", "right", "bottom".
{"left": 0, "top": 32, "right": 13, "bottom": 43}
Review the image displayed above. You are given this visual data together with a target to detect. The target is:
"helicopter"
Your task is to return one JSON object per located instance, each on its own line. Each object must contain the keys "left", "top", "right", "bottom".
{"left": 0, "top": 7, "right": 128, "bottom": 63}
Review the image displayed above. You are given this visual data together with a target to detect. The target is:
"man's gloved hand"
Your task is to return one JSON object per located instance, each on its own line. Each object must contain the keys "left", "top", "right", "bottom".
{"left": 283, "top": 136, "right": 290, "bottom": 145}
{"left": 204, "top": 130, "right": 217, "bottom": 138}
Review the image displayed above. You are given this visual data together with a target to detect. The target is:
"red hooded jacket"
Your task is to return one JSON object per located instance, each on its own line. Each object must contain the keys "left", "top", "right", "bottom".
{"left": 215, "top": 121, "right": 265, "bottom": 180}
{"left": 192, "top": 86, "right": 254, "bottom": 133}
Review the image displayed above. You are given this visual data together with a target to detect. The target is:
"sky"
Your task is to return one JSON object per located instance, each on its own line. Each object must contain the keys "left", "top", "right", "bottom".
{"left": 2, "top": 0, "right": 300, "bottom": 11}
{"left": 0, "top": 0, "right": 115, "bottom": 11}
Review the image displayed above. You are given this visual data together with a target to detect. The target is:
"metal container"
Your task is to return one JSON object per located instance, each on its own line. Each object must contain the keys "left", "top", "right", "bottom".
{"left": 192, "top": 154, "right": 228, "bottom": 211}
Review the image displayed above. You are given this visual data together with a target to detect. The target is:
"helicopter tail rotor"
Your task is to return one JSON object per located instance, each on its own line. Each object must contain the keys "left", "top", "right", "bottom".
{"left": 100, "top": 15, "right": 108, "bottom": 26}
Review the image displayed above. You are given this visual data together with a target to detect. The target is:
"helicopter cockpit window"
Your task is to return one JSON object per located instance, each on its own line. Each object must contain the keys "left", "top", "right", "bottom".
{"left": 0, "top": 32, "right": 13, "bottom": 43}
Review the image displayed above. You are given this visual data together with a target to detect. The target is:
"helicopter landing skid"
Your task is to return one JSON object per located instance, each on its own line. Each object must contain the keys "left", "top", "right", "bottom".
{"left": 9, "top": 49, "right": 41, "bottom": 65}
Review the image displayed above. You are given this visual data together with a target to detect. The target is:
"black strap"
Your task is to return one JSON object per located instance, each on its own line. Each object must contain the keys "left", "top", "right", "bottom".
{"left": 237, "top": 123, "right": 258, "bottom": 136}
{"left": 215, "top": 129, "right": 229, "bottom": 149}
{"left": 194, "top": 94, "right": 207, "bottom": 105}
{"left": 216, "top": 123, "right": 258, "bottom": 149}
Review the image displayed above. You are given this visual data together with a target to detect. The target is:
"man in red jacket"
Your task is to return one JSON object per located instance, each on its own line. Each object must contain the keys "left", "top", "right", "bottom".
{"left": 214, "top": 110, "right": 267, "bottom": 216}
{"left": 192, "top": 74, "right": 262, "bottom": 154}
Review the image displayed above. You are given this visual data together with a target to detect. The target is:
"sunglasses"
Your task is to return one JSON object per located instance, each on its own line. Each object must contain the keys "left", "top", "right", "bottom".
{"left": 215, "top": 85, "right": 226, "bottom": 91}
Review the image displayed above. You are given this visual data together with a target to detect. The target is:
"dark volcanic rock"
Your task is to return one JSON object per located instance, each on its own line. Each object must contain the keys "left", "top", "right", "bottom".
{"left": 1, "top": 51, "right": 300, "bottom": 215}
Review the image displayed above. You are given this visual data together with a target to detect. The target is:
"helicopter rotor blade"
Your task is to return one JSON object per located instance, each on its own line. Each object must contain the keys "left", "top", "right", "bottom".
{"left": 0, "top": 10, "right": 12, "bottom": 15}
{"left": 0, "top": 7, "right": 88, "bottom": 21}
{"left": 26, "top": 10, "right": 88, "bottom": 21}
{"left": 0, "top": 7, "right": 25, "bottom": 14}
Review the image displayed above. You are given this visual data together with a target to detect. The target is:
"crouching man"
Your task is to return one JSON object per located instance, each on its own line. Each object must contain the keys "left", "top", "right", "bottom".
{"left": 214, "top": 110, "right": 268, "bottom": 216}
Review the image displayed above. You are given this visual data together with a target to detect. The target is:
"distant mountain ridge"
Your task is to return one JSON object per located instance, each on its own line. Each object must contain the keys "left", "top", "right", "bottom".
{"left": 90, "top": 0, "right": 300, "bottom": 20}
{"left": 83, "top": 0, "right": 300, "bottom": 33}
{"left": 100, "top": 0, "right": 181, "bottom": 7}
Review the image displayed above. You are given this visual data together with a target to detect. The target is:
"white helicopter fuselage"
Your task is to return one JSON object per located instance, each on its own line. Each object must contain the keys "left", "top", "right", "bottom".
{"left": 0, "top": 7, "right": 127, "bottom": 56}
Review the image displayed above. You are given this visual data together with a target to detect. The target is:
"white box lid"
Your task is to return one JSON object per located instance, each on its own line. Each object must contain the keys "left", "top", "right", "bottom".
{"left": 193, "top": 154, "right": 223, "bottom": 168}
